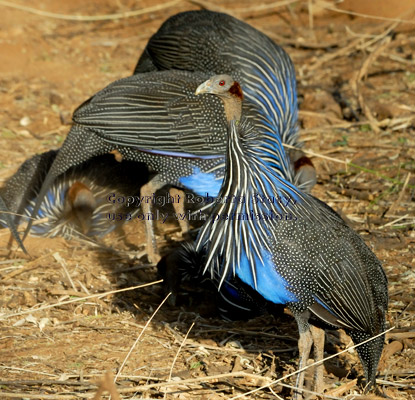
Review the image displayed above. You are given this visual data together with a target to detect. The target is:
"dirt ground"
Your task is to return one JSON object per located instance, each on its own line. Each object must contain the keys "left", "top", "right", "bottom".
{"left": 0, "top": 1, "right": 414, "bottom": 399}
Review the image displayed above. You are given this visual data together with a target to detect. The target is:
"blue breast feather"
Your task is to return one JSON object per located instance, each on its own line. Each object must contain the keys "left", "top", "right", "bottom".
{"left": 179, "top": 167, "right": 222, "bottom": 197}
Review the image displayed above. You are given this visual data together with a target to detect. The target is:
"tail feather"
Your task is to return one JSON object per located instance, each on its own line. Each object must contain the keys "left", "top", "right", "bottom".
{"left": 348, "top": 329, "right": 386, "bottom": 390}
{"left": 23, "top": 126, "right": 111, "bottom": 240}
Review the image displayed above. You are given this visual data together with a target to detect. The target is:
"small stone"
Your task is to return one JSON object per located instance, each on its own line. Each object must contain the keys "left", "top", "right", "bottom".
{"left": 49, "top": 91, "right": 63, "bottom": 105}
{"left": 23, "top": 291, "right": 37, "bottom": 307}
{"left": 20, "top": 116, "right": 31, "bottom": 126}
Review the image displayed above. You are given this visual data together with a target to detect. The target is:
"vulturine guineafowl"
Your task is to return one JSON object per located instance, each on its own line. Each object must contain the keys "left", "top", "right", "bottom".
{"left": 0, "top": 151, "right": 149, "bottom": 241}
{"left": 135, "top": 9, "right": 315, "bottom": 190}
{"left": 191, "top": 75, "right": 388, "bottom": 398}
{"left": 157, "top": 241, "right": 283, "bottom": 320}
{"left": 25, "top": 10, "right": 315, "bottom": 263}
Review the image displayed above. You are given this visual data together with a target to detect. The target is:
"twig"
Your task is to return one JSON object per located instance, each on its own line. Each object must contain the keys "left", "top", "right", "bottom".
{"left": 308, "top": 0, "right": 313, "bottom": 30}
{"left": 386, "top": 53, "right": 415, "bottom": 66}
{"left": 0, "top": 366, "right": 58, "bottom": 378}
{"left": 76, "top": 279, "right": 91, "bottom": 296}
{"left": 0, "top": 373, "right": 163, "bottom": 382}
{"left": 53, "top": 252, "right": 77, "bottom": 292}
{"left": 264, "top": 29, "right": 344, "bottom": 49}
{"left": 0, "top": 280, "right": 163, "bottom": 320}
{"left": 283, "top": 143, "right": 415, "bottom": 189}
{"left": 1, "top": 253, "right": 51, "bottom": 281}
{"left": 357, "top": 33, "right": 393, "bottom": 79}
{"left": 376, "top": 379, "right": 415, "bottom": 388}
{"left": 188, "top": 0, "right": 297, "bottom": 18}
{"left": 113, "top": 292, "right": 171, "bottom": 383}
{"left": 298, "top": 118, "right": 412, "bottom": 134}
{"left": 0, "top": 259, "right": 25, "bottom": 265}
{"left": 98, "top": 327, "right": 395, "bottom": 396}
{"left": 283, "top": 143, "right": 350, "bottom": 164}
{"left": 0, "top": 393, "right": 81, "bottom": 399}
{"left": 185, "top": 340, "right": 297, "bottom": 354}
{"left": 379, "top": 214, "right": 411, "bottom": 230}
{"left": 115, "top": 371, "right": 272, "bottom": 393}
{"left": 0, "top": 0, "right": 182, "bottom": 21}
{"left": 167, "top": 321, "right": 195, "bottom": 384}
{"left": 345, "top": 25, "right": 384, "bottom": 39}
{"left": 0, "top": 379, "right": 94, "bottom": 388}
{"left": 223, "top": 0, "right": 298, "bottom": 14}
{"left": 325, "top": 379, "right": 358, "bottom": 397}
{"left": 227, "top": 326, "right": 395, "bottom": 400}
{"left": 268, "top": 385, "right": 285, "bottom": 400}
{"left": 299, "top": 110, "right": 345, "bottom": 124}
{"left": 276, "top": 382, "right": 345, "bottom": 399}
{"left": 304, "top": 19, "right": 398, "bottom": 74}
{"left": 187, "top": 0, "right": 239, "bottom": 15}
{"left": 354, "top": 36, "right": 393, "bottom": 133}
{"left": 162, "top": 322, "right": 197, "bottom": 399}
{"left": 385, "top": 172, "right": 412, "bottom": 217}
{"left": 321, "top": 4, "right": 415, "bottom": 24}
{"left": 347, "top": 162, "right": 415, "bottom": 189}
{"left": 303, "top": 36, "right": 363, "bottom": 73}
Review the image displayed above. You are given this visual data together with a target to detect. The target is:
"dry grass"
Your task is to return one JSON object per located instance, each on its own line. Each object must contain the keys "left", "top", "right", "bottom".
{"left": 0, "top": 0, "right": 414, "bottom": 399}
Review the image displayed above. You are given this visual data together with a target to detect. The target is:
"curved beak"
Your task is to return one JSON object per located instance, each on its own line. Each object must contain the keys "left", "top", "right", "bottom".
{"left": 195, "top": 79, "right": 212, "bottom": 95}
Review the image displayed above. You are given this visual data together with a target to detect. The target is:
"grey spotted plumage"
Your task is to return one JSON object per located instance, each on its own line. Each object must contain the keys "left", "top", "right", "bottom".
{"left": 193, "top": 75, "right": 388, "bottom": 398}
{"left": 0, "top": 151, "right": 149, "bottom": 241}
{"left": 24, "top": 10, "right": 315, "bottom": 263}
{"left": 157, "top": 240, "right": 281, "bottom": 320}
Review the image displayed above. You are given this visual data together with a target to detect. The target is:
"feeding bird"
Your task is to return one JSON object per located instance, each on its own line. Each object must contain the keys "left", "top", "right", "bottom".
{"left": 192, "top": 74, "right": 388, "bottom": 398}
{"left": 135, "top": 10, "right": 316, "bottom": 190}
{"left": 24, "top": 10, "right": 315, "bottom": 263}
{"left": 157, "top": 240, "right": 282, "bottom": 320}
{"left": 0, "top": 151, "right": 149, "bottom": 241}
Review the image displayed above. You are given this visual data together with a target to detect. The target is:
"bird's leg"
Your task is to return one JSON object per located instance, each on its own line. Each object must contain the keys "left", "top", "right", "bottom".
{"left": 310, "top": 325, "right": 325, "bottom": 396}
{"left": 0, "top": 195, "right": 28, "bottom": 254}
{"left": 169, "top": 187, "right": 189, "bottom": 236}
{"left": 294, "top": 318, "right": 313, "bottom": 400}
{"left": 140, "top": 178, "right": 163, "bottom": 264}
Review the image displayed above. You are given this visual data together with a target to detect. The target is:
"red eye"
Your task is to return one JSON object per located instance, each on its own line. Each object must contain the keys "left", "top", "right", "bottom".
{"left": 219, "top": 80, "right": 225, "bottom": 86}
